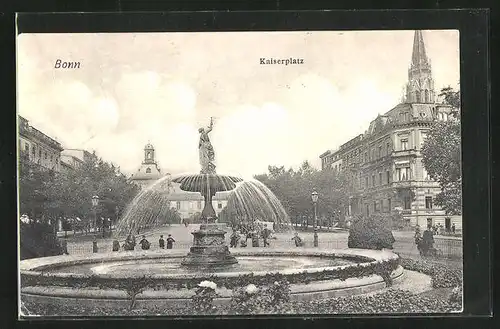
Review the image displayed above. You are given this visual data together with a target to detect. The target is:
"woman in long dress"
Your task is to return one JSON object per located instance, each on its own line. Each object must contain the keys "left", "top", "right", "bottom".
{"left": 198, "top": 118, "right": 216, "bottom": 174}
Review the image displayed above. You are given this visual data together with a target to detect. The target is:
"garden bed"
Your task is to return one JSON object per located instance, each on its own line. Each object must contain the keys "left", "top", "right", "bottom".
{"left": 20, "top": 254, "right": 462, "bottom": 316}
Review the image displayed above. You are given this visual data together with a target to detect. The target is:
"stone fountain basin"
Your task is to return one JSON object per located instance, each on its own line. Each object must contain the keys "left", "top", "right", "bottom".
{"left": 20, "top": 249, "right": 404, "bottom": 310}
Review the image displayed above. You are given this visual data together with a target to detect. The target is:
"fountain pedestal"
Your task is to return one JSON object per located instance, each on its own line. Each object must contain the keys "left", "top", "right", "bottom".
{"left": 180, "top": 185, "right": 238, "bottom": 267}
{"left": 181, "top": 223, "right": 237, "bottom": 266}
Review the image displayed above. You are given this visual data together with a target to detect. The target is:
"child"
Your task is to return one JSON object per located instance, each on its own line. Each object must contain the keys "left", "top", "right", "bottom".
{"left": 159, "top": 235, "right": 165, "bottom": 249}
{"left": 166, "top": 234, "right": 175, "bottom": 249}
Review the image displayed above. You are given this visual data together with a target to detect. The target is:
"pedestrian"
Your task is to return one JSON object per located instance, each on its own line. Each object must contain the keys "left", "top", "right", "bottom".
{"left": 61, "top": 239, "right": 69, "bottom": 255}
{"left": 230, "top": 230, "right": 240, "bottom": 248}
{"left": 262, "top": 225, "right": 271, "bottom": 247}
{"left": 166, "top": 234, "right": 175, "bottom": 249}
{"left": 159, "top": 235, "right": 165, "bottom": 249}
{"left": 112, "top": 240, "right": 120, "bottom": 252}
{"left": 139, "top": 235, "right": 150, "bottom": 250}
{"left": 452, "top": 223, "right": 456, "bottom": 234}
{"left": 292, "top": 232, "right": 303, "bottom": 247}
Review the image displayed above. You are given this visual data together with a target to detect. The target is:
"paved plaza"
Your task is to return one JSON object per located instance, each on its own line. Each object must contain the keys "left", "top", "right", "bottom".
{"left": 64, "top": 224, "right": 462, "bottom": 264}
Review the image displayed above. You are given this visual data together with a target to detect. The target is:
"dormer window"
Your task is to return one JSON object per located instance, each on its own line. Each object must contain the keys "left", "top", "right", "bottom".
{"left": 146, "top": 167, "right": 151, "bottom": 173}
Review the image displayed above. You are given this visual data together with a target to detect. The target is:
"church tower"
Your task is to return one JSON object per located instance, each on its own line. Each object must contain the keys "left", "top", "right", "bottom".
{"left": 405, "top": 30, "right": 435, "bottom": 104}
{"left": 130, "top": 142, "right": 162, "bottom": 189}
{"left": 143, "top": 142, "right": 155, "bottom": 165}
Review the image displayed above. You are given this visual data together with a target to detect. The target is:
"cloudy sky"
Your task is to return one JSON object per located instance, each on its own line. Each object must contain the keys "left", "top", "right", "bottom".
{"left": 17, "top": 30, "right": 459, "bottom": 179}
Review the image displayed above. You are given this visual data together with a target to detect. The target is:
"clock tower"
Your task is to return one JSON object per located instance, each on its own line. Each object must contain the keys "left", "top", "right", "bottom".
{"left": 405, "top": 30, "right": 435, "bottom": 104}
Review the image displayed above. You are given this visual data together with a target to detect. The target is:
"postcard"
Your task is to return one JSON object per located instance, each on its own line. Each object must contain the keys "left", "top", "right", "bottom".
{"left": 17, "top": 28, "right": 463, "bottom": 317}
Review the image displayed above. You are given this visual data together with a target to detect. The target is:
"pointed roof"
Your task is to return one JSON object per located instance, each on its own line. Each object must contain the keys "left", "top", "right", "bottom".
{"left": 411, "top": 30, "right": 430, "bottom": 67}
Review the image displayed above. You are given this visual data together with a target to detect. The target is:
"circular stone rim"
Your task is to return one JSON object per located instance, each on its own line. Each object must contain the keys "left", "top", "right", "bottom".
{"left": 20, "top": 248, "right": 399, "bottom": 280}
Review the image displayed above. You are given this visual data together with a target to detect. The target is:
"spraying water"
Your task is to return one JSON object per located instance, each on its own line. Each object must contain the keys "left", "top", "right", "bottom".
{"left": 115, "top": 175, "right": 180, "bottom": 236}
{"left": 220, "top": 179, "right": 290, "bottom": 229}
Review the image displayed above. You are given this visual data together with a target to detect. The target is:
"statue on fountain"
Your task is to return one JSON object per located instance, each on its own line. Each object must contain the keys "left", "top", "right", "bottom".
{"left": 198, "top": 117, "right": 216, "bottom": 174}
{"left": 172, "top": 116, "right": 240, "bottom": 267}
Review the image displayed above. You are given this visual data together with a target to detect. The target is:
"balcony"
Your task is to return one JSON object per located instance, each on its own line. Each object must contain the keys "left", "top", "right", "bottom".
{"left": 392, "top": 149, "right": 419, "bottom": 158}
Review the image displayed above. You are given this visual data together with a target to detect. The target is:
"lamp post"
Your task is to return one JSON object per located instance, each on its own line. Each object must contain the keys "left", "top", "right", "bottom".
{"left": 311, "top": 190, "right": 319, "bottom": 247}
{"left": 91, "top": 195, "right": 99, "bottom": 235}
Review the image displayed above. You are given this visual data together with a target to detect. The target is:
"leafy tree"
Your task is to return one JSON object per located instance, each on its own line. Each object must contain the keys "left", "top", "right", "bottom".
{"left": 253, "top": 162, "right": 349, "bottom": 226}
{"left": 421, "top": 87, "right": 462, "bottom": 215}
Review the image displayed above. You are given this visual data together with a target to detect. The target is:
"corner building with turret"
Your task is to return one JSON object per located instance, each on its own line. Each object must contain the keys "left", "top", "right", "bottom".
{"left": 319, "top": 31, "right": 462, "bottom": 231}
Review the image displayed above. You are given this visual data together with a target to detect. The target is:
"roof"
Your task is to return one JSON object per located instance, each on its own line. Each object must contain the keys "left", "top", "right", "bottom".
{"left": 130, "top": 163, "right": 162, "bottom": 180}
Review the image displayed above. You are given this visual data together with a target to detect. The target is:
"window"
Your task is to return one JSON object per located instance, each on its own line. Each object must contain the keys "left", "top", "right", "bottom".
{"left": 400, "top": 139, "right": 408, "bottom": 151}
{"left": 338, "top": 164, "right": 341, "bottom": 171}
{"left": 388, "top": 198, "right": 392, "bottom": 212}
{"left": 366, "top": 204, "right": 370, "bottom": 216}
{"left": 24, "top": 143, "right": 29, "bottom": 153}
{"left": 378, "top": 146, "right": 382, "bottom": 158}
{"left": 403, "top": 196, "right": 411, "bottom": 210}
{"left": 32, "top": 145, "right": 36, "bottom": 155}
{"left": 379, "top": 172, "right": 383, "bottom": 185}
{"left": 425, "top": 196, "right": 433, "bottom": 209}
{"left": 146, "top": 167, "right": 151, "bottom": 173}
{"left": 372, "top": 175, "right": 375, "bottom": 187}
{"left": 424, "top": 89, "right": 429, "bottom": 103}
{"left": 423, "top": 167, "right": 430, "bottom": 180}
{"left": 147, "top": 152, "right": 152, "bottom": 159}
{"left": 386, "top": 171, "right": 390, "bottom": 184}
{"left": 44, "top": 152, "right": 47, "bottom": 160}
{"left": 365, "top": 177, "right": 368, "bottom": 188}
{"left": 38, "top": 149, "right": 42, "bottom": 158}
{"left": 373, "top": 201, "right": 378, "bottom": 212}
{"left": 364, "top": 152, "right": 368, "bottom": 163}
{"left": 189, "top": 202, "right": 193, "bottom": 209}
{"left": 197, "top": 201, "right": 202, "bottom": 209}
{"left": 176, "top": 201, "right": 181, "bottom": 210}
{"left": 420, "top": 132, "right": 427, "bottom": 148}
{"left": 218, "top": 202, "right": 223, "bottom": 209}
{"left": 386, "top": 142, "right": 391, "bottom": 154}
{"left": 427, "top": 218, "right": 433, "bottom": 229}
{"left": 397, "top": 167, "right": 409, "bottom": 181}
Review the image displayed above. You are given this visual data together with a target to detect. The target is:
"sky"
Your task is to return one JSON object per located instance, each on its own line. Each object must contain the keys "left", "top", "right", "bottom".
{"left": 17, "top": 30, "right": 459, "bottom": 180}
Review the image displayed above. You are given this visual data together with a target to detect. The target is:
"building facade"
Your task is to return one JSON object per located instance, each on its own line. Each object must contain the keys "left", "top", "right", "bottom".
{"left": 319, "top": 31, "right": 461, "bottom": 230}
{"left": 18, "top": 115, "right": 63, "bottom": 172}
{"left": 60, "top": 149, "right": 95, "bottom": 173}
{"left": 130, "top": 143, "right": 229, "bottom": 220}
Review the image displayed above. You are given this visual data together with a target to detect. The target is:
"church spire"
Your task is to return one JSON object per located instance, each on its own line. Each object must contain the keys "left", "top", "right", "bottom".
{"left": 411, "top": 30, "right": 429, "bottom": 67}
{"left": 405, "top": 30, "right": 435, "bottom": 104}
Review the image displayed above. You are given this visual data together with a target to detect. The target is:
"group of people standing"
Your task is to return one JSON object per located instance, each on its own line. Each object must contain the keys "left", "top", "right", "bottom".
{"left": 229, "top": 224, "right": 273, "bottom": 248}
{"left": 119, "top": 233, "right": 176, "bottom": 251}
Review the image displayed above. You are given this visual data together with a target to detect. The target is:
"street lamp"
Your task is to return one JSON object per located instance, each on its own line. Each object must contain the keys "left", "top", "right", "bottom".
{"left": 91, "top": 195, "right": 99, "bottom": 235}
{"left": 311, "top": 190, "right": 319, "bottom": 247}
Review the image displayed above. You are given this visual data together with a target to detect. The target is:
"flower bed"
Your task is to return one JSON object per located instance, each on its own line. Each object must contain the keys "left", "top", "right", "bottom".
{"left": 21, "top": 257, "right": 399, "bottom": 292}
{"left": 399, "top": 258, "right": 462, "bottom": 288}
{"left": 20, "top": 256, "right": 464, "bottom": 316}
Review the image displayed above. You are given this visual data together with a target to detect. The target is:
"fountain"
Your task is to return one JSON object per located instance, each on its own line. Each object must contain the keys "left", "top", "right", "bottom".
{"left": 170, "top": 117, "right": 243, "bottom": 266}
{"left": 19, "top": 117, "right": 405, "bottom": 314}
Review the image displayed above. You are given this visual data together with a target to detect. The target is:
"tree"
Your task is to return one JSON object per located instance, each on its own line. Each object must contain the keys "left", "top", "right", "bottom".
{"left": 253, "top": 162, "right": 349, "bottom": 225}
{"left": 421, "top": 87, "right": 462, "bottom": 215}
